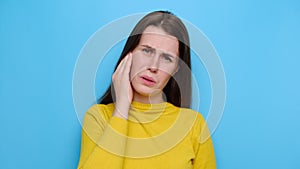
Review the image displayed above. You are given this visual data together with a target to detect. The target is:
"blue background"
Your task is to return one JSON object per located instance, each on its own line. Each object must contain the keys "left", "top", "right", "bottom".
{"left": 1, "top": 0, "right": 299, "bottom": 169}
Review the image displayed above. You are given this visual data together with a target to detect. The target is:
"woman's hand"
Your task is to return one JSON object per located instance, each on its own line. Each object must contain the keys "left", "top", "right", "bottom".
{"left": 112, "top": 53, "right": 133, "bottom": 119}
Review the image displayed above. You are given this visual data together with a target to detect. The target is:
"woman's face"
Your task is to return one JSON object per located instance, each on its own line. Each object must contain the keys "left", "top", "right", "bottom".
{"left": 130, "top": 26, "right": 179, "bottom": 98}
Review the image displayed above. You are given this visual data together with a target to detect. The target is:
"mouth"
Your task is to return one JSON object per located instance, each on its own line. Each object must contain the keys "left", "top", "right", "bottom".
{"left": 140, "top": 75, "right": 156, "bottom": 86}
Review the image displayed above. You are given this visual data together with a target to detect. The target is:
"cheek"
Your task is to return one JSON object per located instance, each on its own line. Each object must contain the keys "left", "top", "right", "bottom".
{"left": 159, "top": 65, "right": 178, "bottom": 77}
{"left": 158, "top": 71, "right": 172, "bottom": 85}
{"left": 130, "top": 57, "right": 146, "bottom": 80}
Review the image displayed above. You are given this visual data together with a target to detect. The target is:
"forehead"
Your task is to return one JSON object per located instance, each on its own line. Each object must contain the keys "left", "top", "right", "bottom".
{"left": 139, "top": 26, "right": 179, "bottom": 57}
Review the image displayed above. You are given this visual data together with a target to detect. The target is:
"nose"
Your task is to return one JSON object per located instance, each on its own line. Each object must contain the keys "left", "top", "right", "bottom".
{"left": 148, "top": 55, "right": 160, "bottom": 72}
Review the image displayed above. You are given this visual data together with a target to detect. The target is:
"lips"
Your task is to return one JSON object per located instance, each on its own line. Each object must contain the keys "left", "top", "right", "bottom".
{"left": 140, "top": 75, "right": 156, "bottom": 86}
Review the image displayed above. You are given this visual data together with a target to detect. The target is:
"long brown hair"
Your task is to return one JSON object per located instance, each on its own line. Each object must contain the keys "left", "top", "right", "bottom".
{"left": 99, "top": 10, "right": 191, "bottom": 108}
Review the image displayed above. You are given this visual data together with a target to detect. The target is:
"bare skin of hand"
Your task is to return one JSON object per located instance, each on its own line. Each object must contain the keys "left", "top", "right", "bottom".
{"left": 112, "top": 53, "right": 133, "bottom": 119}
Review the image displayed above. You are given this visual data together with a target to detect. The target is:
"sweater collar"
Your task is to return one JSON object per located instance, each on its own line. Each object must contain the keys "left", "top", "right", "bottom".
{"left": 130, "top": 101, "right": 173, "bottom": 114}
{"left": 128, "top": 101, "right": 178, "bottom": 123}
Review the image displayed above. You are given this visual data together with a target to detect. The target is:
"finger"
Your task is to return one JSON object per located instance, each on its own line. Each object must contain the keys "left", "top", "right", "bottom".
{"left": 123, "top": 53, "right": 132, "bottom": 74}
{"left": 114, "top": 55, "right": 127, "bottom": 75}
{"left": 113, "top": 58, "right": 126, "bottom": 82}
{"left": 119, "top": 53, "right": 130, "bottom": 74}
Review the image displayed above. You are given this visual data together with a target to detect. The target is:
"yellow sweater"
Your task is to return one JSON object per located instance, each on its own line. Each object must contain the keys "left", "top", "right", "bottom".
{"left": 77, "top": 101, "right": 216, "bottom": 169}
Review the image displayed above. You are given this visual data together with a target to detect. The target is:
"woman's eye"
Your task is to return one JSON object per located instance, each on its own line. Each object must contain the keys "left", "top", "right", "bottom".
{"left": 142, "top": 48, "right": 151, "bottom": 54}
{"left": 163, "top": 55, "right": 172, "bottom": 62}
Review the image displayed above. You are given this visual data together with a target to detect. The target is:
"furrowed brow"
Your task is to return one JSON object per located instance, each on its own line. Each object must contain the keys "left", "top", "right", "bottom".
{"left": 141, "top": 44, "right": 176, "bottom": 58}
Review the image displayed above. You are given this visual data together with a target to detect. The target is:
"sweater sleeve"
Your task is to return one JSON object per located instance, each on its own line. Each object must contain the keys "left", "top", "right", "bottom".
{"left": 192, "top": 114, "right": 217, "bottom": 169}
{"left": 77, "top": 104, "right": 128, "bottom": 169}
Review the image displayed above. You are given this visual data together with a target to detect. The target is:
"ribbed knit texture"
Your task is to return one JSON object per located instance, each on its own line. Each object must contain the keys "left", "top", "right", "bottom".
{"left": 77, "top": 102, "right": 216, "bottom": 169}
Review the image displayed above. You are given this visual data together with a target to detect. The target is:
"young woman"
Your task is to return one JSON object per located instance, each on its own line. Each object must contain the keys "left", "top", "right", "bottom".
{"left": 77, "top": 11, "right": 216, "bottom": 169}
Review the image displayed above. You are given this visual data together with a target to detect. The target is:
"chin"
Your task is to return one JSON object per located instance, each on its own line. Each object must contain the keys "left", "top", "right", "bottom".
{"left": 133, "top": 84, "right": 161, "bottom": 97}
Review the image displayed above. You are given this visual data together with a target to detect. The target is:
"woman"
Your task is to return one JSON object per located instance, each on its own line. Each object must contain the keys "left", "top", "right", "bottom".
{"left": 77, "top": 11, "right": 216, "bottom": 169}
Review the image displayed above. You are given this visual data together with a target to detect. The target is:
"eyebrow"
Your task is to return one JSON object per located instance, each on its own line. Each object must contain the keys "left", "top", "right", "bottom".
{"left": 140, "top": 44, "right": 176, "bottom": 59}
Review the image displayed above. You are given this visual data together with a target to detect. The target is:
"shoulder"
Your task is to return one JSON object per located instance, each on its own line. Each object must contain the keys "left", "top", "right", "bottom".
{"left": 176, "top": 107, "right": 209, "bottom": 140}
{"left": 174, "top": 106, "right": 206, "bottom": 124}
{"left": 168, "top": 103, "right": 207, "bottom": 131}
{"left": 84, "top": 103, "right": 115, "bottom": 122}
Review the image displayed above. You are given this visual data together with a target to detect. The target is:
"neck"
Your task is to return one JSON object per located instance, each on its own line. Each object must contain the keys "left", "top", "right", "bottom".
{"left": 133, "top": 92, "right": 165, "bottom": 104}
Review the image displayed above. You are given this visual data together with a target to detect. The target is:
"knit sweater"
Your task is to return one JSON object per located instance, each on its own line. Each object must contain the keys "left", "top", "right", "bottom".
{"left": 77, "top": 101, "right": 216, "bottom": 169}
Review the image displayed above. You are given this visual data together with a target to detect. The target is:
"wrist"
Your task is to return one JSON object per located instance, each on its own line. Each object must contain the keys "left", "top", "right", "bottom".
{"left": 113, "top": 112, "right": 128, "bottom": 120}
{"left": 113, "top": 103, "right": 130, "bottom": 120}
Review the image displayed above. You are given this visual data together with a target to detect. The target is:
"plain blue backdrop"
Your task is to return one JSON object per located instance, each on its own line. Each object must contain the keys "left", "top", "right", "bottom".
{"left": 1, "top": 0, "right": 299, "bottom": 169}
